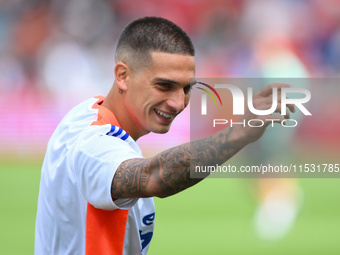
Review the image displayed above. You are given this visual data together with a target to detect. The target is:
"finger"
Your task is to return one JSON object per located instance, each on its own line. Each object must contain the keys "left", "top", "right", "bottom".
{"left": 259, "top": 83, "right": 292, "bottom": 97}
{"left": 274, "top": 103, "right": 296, "bottom": 117}
{"left": 276, "top": 90, "right": 296, "bottom": 114}
{"left": 284, "top": 111, "right": 290, "bottom": 119}
{"left": 274, "top": 103, "right": 290, "bottom": 119}
{"left": 251, "top": 97, "right": 284, "bottom": 115}
{"left": 286, "top": 103, "right": 296, "bottom": 113}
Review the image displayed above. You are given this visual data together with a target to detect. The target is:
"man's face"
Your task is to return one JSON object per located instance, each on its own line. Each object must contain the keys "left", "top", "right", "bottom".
{"left": 124, "top": 51, "right": 195, "bottom": 137}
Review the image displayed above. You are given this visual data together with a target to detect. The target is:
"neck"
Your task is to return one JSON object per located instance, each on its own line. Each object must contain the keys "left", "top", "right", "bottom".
{"left": 101, "top": 84, "right": 148, "bottom": 141}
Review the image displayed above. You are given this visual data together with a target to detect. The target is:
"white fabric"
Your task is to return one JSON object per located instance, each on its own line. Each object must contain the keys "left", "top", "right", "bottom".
{"left": 35, "top": 97, "right": 155, "bottom": 255}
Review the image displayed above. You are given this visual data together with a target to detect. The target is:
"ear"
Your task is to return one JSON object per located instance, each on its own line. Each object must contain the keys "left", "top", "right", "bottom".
{"left": 114, "top": 62, "right": 129, "bottom": 91}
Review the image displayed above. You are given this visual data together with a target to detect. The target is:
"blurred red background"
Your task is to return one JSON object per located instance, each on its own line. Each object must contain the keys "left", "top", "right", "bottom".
{"left": 1, "top": 0, "right": 340, "bottom": 156}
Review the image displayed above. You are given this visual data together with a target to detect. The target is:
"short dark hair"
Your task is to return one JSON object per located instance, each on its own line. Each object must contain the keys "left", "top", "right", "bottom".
{"left": 115, "top": 17, "right": 195, "bottom": 70}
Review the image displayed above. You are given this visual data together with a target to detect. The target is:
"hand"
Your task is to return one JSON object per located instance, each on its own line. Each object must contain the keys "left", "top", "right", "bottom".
{"left": 231, "top": 83, "right": 296, "bottom": 145}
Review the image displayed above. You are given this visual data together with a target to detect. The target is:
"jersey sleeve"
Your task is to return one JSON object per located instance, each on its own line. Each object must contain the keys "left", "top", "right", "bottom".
{"left": 69, "top": 125, "right": 142, "bottom": 210}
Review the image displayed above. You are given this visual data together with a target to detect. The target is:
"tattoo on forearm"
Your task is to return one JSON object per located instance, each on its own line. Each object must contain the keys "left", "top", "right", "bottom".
{"left": 111, "top": 127, "right": 243, "bottom": 199}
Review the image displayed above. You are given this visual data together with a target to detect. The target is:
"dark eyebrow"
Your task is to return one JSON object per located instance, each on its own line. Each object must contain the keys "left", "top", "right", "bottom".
{"left": 152, "top": 77, "right": 196, "bottom": 89}
{"left": 152, "top": 77, "right": 180, "bottom": 85}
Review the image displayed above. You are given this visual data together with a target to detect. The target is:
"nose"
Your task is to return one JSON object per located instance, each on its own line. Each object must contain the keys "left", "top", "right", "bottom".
{"left": 167, "top": 90, "right": 187, "bottom": 113}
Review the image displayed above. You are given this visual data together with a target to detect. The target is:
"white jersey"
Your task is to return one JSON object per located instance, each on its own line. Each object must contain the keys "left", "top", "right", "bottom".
{"left": 35, "top": 96, "right": 155, "bottom": 255}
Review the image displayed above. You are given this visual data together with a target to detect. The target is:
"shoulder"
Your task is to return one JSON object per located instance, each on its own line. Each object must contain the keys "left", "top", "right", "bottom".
{"left": 72, "top": 124, "right": 142, "bottom": 161}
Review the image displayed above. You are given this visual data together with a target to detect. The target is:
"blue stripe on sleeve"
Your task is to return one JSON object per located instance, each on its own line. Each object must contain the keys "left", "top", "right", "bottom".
{"left": 114, "top": 128, "right": 123, "bottom": 136}
{"left": 121, "top": 132, "right": 129, "bottom": 141}
{"left": 106, "top": 125, "right": 130, "bottom": 141}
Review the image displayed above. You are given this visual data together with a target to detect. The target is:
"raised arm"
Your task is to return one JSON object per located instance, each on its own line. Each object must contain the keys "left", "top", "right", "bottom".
{"left": 111, "top": 83, "right": 296, "bottom": 199}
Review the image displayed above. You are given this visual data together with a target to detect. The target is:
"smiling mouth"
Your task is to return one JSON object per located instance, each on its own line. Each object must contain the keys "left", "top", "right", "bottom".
{"left": 154, "top": 108, "right": 175, "bottom": 120}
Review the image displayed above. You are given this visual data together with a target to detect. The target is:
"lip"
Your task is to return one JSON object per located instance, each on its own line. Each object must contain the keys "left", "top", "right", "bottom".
{"left": 154, "top": 108, "right": 176, "bottom": 123}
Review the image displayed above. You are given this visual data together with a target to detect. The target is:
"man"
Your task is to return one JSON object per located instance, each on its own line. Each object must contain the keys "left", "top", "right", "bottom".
{"left": 35, "top": 17, "right": 295, "bottom": 254}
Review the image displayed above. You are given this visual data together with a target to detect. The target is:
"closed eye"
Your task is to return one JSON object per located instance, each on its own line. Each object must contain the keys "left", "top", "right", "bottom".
{"left": 157, "top": 83, "right": 172, "bottom": 90}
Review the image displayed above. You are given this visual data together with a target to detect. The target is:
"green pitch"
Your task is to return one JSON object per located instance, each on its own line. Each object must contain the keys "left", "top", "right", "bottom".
{"left": 1, "top": 158, "right": 340, "bottom": 254}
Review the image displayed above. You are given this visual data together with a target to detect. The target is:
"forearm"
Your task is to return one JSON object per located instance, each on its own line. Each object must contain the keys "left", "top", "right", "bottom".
{"left": 154, "top": 125, "right": 246, "bottom": 197}
{"left": 111, "top": 126, "right": 247, "bottom": 199}
{"left": 111, "top": 83, "right": 295, "bottom": 199}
